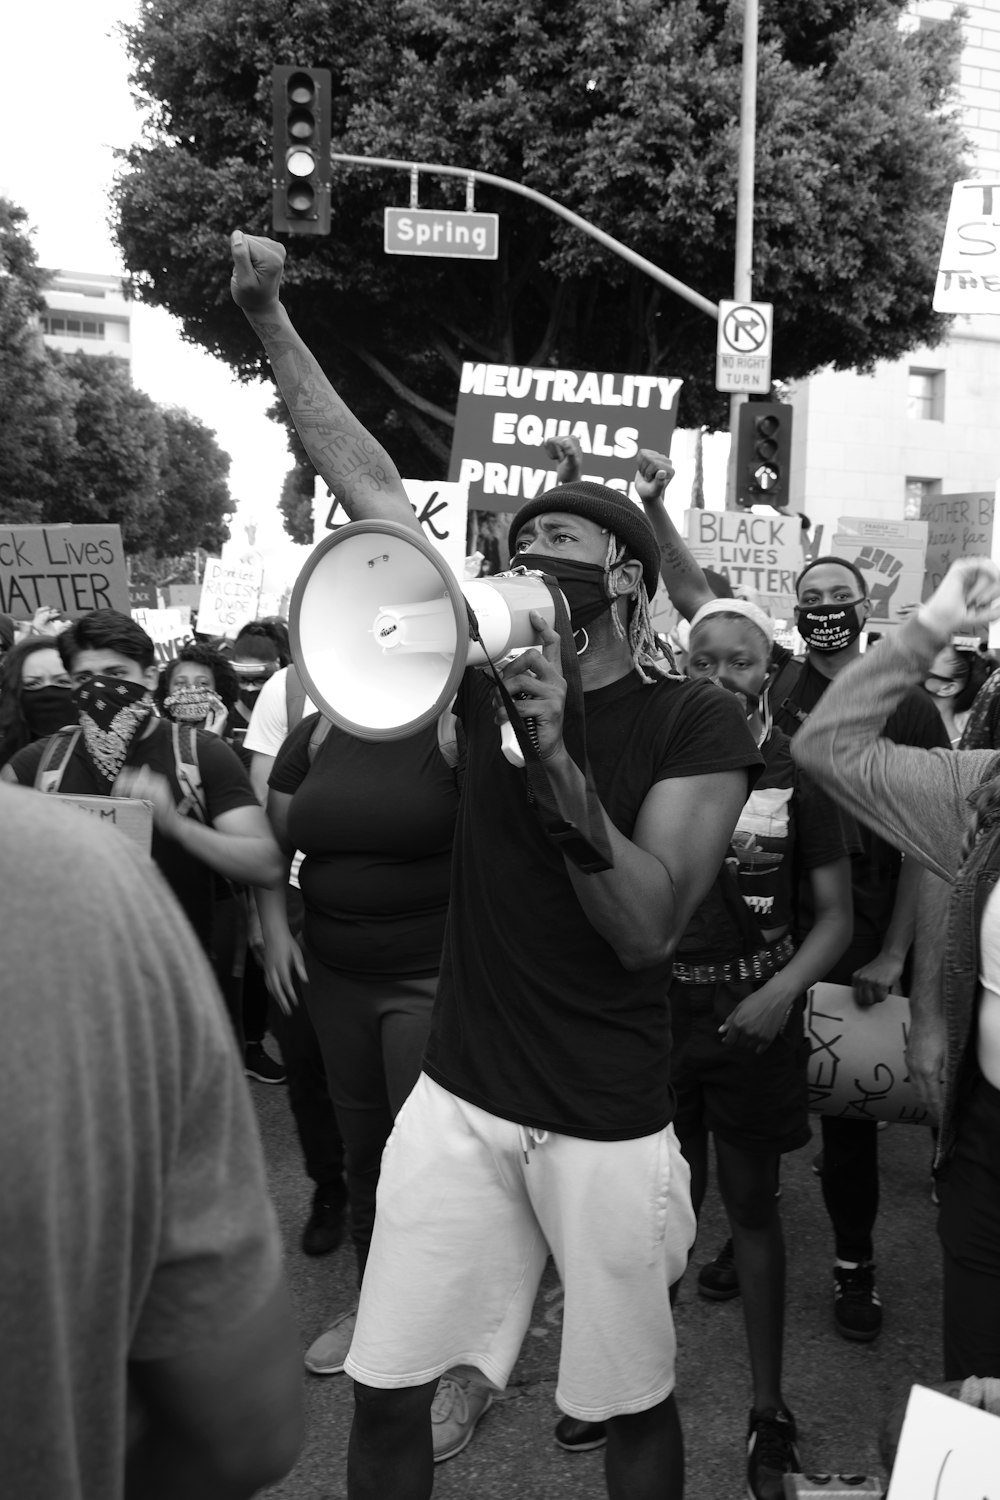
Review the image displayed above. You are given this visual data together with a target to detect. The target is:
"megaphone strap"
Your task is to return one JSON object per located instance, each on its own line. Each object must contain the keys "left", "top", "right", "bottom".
{"left": 465, "top": 584, "right": 614, "bottom": 876}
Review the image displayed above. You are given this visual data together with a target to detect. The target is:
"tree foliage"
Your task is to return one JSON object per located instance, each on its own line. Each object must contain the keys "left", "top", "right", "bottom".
{"left": 0, "top": 196, "right": 234, "bottom": 558}
{"left": 113, "top": 0, "right": 967, "bottom": 508}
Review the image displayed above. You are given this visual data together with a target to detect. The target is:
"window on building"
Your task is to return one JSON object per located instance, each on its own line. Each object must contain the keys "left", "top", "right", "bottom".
{"left": 904, "top": 477, "right": 940, "bottom": 519}
{"left": 907, "top": 369, "right": 944, "bottom": 421}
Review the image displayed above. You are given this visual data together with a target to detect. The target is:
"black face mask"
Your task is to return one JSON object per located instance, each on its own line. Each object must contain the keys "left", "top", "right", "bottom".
{"left": 795, "top": 599, "right": 865, "bottom": 653}
{"left": 513, "top": 552, "right": 613, "bottom": 633}
{"left": 23, "top": 685, "right": 75, "bottom": 740}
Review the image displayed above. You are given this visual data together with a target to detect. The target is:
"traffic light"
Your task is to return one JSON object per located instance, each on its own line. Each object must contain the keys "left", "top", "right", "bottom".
{"left": 735, "top": 401, "right": 792, "bottom": 508}
{"left": 272, "top": 66, "right": 332, "bottom": 235}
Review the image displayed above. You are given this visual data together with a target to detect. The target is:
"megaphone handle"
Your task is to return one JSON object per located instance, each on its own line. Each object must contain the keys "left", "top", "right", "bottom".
{"left": 501, "top": 708, "right": 539, "bottom": 768}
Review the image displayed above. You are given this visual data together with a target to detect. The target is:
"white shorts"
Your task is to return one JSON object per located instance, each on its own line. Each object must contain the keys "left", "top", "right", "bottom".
{"left": 344, "top": 1073, "right": 696, "bottom": 1421}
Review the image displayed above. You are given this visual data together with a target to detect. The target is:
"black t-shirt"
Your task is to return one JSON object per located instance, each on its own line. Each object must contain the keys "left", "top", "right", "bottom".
{"left": 9, "top": 722, "right": 257, "bottom": 946}
{"left": 773, "top": 654, "right": 949, "bottom": 949}
{"left": 423, "top": 668, "right": 762, "bottom": 1141}
{"left": 269, "top": 716, "right": 460, "bottom": 978}
{"left": 678, "top": 727, "right": 859, "bottom": 960}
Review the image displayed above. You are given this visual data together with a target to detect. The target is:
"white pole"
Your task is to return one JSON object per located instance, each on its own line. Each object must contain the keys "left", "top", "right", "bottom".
{"left": 726, "top": 0, "right": 759, "bottom": 509}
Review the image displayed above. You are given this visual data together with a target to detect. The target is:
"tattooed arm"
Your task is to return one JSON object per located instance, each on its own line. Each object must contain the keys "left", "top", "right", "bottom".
{"left": 229, "top": 231, "right": 419, "bottom": 534}
{"left": 634, "top": 449, "right": 714, "bottom": 620}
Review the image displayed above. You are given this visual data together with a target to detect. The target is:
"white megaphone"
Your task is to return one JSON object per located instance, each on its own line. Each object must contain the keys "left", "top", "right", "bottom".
{"left": 289, "top": 519, "right": 561, "bottom": 743}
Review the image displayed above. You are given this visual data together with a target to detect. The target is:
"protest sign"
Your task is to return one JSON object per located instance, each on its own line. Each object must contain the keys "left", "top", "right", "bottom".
{"left": 447, "top": 362, "right": 682, "bottom": 513}
{"left": 129, "top": 582, "right": 159, "bottom": 610}
{"left": 805, "top": 983, "right": 931, "bottom": 1126}
{"left": 197, "top": 557, "right": 263, "bottom": 639}
{"left": 131, "top": 607, "right": 190, "bottom": 664}
{"left": 166, "top": 583, "right": 202, "bottom": 614}
{"left": 0, "top": 524, "right": 129, "bottom": 619}
{"left": 828, "top": 517, "right": 928, "bottom": 633}
{"left": 684, "top": 510, "right": 801, "bottom": 616}
{"left": 319, "top": 480, "right": 470, "bottom": 582}
{"left": 886, "top": 1383, "right": 1000, "bottom": 1499}
{"left": 49, "top": 795, "right": 154, "bottom": 854}
{"left": 920, "top": 492, "right": 995, "bottom": 598}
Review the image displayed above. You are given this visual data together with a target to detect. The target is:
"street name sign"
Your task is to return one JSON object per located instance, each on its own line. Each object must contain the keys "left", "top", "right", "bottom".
{"left": 384, "top": 208, "right": 499, "bottom": 260}
{"left": 716, "top": 299, "right": 773, "bottom": 393}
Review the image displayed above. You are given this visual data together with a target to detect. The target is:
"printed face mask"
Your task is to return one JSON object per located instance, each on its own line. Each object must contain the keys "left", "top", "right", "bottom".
{"left": 163, "top": 686, "right": 225, "bottom": 725}
{"left": 513, "top": 552, "right": 613, "bottom": 632}
{"left": 22, "top": 684, "right": 75, "bottom": 740}
{"left": 71, "top": 674, "right": 154, "bottom": 784}
{"left": 795, "top": 599, "right": 865, "bottom": 653}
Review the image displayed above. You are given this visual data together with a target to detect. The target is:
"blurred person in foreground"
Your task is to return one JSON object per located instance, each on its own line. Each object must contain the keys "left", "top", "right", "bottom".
{"left": 0, "top": 783, "right": 303, "bottom": 1498}
{"left": 794, "top": 558, "right": 1000, "bottom": 1380}
{"left": 230, "top": 229, "right": 761, "bottom": 1500}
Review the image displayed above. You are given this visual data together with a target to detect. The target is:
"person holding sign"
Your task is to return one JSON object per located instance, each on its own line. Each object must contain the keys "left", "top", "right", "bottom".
{"left": 794, "top": 558, "right": 1000, "bottom": 1383}
{"left": 0, "top": 609, "right": 283, "bottom": 951}
{"left": 230, "top": 229, "right": 762, "bottom": 1500}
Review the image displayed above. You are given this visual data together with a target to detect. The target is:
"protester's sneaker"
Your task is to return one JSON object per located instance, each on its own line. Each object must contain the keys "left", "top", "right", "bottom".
{"left": 746, "top": 1406, "right": 800, "bottom": 1500}
{"left": 698, "top": 1237, "right": 740, "bottom": 1301}
{"left": 244, "top": 1041, "right": 286, "bottom": 1085}
{"left": 431, "top": 1372, "right": 493, "bottom": 1462}
{"left": 303, "top": 1306, "right": 357, "bottom": 1374}
{"left": 554, "top": 1415, "right": 607, "bottom": 1452}
{"left": 300, "top": 1184, "right": 347, "bottom": 1257}
{"left": 833, "top": 1262, "right": 882, "bottom": 1342}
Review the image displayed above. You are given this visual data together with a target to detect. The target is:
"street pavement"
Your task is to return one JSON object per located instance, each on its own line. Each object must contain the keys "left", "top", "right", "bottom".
{"left": 253, "top": 1081, "right": 940, "bottom": 1499}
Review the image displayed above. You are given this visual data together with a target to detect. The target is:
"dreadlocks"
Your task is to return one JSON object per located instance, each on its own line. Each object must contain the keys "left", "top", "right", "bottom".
{"left": 602, "top": 532, "right": 663, "bottom": 684}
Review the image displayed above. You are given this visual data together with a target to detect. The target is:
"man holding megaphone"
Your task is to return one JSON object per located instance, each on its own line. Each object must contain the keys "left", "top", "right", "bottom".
{"left": 230, "top": 230, "right": 762, "bottom": 1500}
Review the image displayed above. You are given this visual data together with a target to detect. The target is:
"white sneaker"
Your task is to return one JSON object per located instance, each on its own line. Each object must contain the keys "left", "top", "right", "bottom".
{"left": 431, "top": 1372, "right": 493, "bottom": 1462}
{"left": 304, "top": 1306, "right": 358, "bottom": 1375}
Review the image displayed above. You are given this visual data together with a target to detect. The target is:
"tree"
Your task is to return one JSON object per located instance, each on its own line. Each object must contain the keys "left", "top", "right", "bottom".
{"left": 113, "top": 0, "right": 966, "bottom": 514}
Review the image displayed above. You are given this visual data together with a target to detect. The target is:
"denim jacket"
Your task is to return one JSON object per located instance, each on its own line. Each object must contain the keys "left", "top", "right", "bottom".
{"left": 792, "top": 616, "right": 1000, "bottom": 1164}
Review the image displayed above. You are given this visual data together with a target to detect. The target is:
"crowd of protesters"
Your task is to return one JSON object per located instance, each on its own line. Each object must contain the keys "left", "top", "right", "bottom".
{"left": 3, "top": 227, "right": 1000, "bottom": 1500}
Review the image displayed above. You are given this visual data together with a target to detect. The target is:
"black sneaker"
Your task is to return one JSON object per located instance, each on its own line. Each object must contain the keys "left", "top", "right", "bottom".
{"left": 697, "top": 1237, "right": 740, "bottom": 1301}
{"left": 301, "top": 1185, "right": 347, "bottom": 1256}
{"left": 746, "top": 1406, "right": 800, "bottom": 1500}
{"left": 553, "top": 1416, "right": 607, "bottom": 1452}
{"left": 244, "top": 1041, "right": 287, "bottom": 1085}
{"left": 833, "top": 1262, "right": 882, "bottom": 1342}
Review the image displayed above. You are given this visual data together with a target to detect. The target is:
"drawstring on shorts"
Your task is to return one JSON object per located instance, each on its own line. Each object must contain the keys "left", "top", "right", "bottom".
{"left": 518, "top": 1125, "right": 550, "bottom": 1163}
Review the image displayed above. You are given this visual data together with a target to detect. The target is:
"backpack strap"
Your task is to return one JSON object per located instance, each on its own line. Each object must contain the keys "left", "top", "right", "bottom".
{"left": 769, "top": 656, "right": 811, "bottom": 733}
{"left": 307, "top": 716, "right": 333, "bottom": 764}
{"left": 171, "top": 721, "right": 208, "bottom": 822}
{"left": 285, "top": 665, "right": 307, "bottom": 728}
{"left": 436, "top": 705, "right": 467, "bottom": 789}
{"left": 34, "top": 727, "right": 82, "bottom": 794}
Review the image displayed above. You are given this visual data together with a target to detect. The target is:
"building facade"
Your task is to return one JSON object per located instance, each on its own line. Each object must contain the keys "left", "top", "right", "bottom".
{"left": 37, "top": 270, "right": 131, "bottom": 362}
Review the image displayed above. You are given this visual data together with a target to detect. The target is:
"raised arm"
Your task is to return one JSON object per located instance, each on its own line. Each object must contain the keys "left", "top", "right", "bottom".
{"left": 229, "top": 231, "right": 418, "bottom": 534}
{"left": 634, "top": 450, "right": 715, "bottom": 620}
{"left": 793, "top": 561, "right": 1000, "bottom": 881}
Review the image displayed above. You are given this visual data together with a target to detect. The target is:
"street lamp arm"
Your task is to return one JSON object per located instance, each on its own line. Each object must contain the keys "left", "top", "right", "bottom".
{"left": 330, "top": 151, "right": 720, "bottom": 321}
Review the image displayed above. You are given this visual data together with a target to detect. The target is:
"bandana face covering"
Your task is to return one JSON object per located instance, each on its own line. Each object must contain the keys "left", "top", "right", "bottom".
{"left": 163, "top": 686, "right": 224, "bottom": 725}
{"left": 71, "top": 675, "right": 154, "bottom": 784}
{"left": 512, "top": 552, "right": 614, "bottom": 633}
{"left": 795, "top": 599, "right": 865, "bottom": 653}
{"left": 23, "top": 685, "right": 75, "bottom": 740}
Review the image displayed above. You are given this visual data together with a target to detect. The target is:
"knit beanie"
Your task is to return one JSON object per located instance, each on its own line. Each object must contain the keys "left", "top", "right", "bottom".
{"left": 508, "top": 481, "right": 661, "bottom": 598}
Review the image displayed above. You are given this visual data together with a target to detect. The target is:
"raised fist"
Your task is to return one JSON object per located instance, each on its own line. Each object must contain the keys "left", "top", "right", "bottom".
{"left": 545, "top": 436, "right": 584, "bottom": 485}
{"left": 634, "top": 449, "right": 675, "bottom": 505}
{"left": 856, "top": 546, "right": 902, "bottom": 619}
{"left": 230, "top": 231, "right": 287, "bottom": 313}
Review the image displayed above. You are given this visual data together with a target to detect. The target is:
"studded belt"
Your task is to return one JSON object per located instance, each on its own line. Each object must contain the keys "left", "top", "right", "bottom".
{"left": 671, "top": 932, "right": 795, "bottom": 987}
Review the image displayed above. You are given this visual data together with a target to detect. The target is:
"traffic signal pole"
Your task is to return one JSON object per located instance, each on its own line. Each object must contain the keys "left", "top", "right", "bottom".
{"left": 726, "top": 0, "right": 759, "bottom": 510}
{"left": 327, "top": 151, "right": 720, "bottom": 320}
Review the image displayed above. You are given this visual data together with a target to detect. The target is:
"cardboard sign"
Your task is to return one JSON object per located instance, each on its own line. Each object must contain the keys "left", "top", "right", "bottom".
{"left": 827, "top": 518, "right": 928, "bottom": 633}
{"left": 685, "top": 509, "right": 800, "bottom": 616}
{"left": 129, "top": 583, "right": 159, "bottom": 611}
{"left": 805, "top": 983, "right": 931, "bottom": 1126}
{"left": 197, "top": 558, "right": 263, "bottom": 639}
{"left": 886, "top": 1383, "right": 1000, "bottom": 1498}
{"left": 166, "top": 583, "right": 202, "bottom": 613}
{"left": 447, "top": 362, "right": 682, "bottom": 513}
{"left": 934, "top": 177, "right": 1000, "bottom": 315}
{"left": 131, "top": 607, "right": 190, "bottom": 665}
{"left": 49, "top": 795, "right": 154, "bottom": 854}
{"left": 318, "top": 480, "right": 471, "bottom": 584}
{"left": 920, "top": 492, "right": 995, "bottom": 599}
{"left": 0, "top": 524, "right": 129, "bottom": 619}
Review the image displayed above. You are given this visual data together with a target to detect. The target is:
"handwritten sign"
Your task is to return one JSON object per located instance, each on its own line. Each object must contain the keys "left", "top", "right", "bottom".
{"left": 49, "top": 795, "right": 154, "bottom": 854}
{"left": 920, "top": 492, "right": 995, "bottom": 599}
{"left": 319, "top": 480, "right": 470, "bottom": 585}
{"left": 887, "top": 1384, "right": 1000, "bottom": 1499}
{"left": 0, "top": 524, "right": 129, "bottom": 619}
{"left": 131, "top": 607, "right": 190, "bottom": 665}
{"left": 806, "top": 983, "right": 930, "bottom": 1126}
{"left": 934, "top": 178, "right": 1000, "bottom": 315}
{"left": 685, "top": 509, "right": 801, "bottom": 615}
{"left": 447, "top": 362, "right": 682, "bottom": 513}
{"left": 197, "top": 558, "right": 263, "bottom": 639}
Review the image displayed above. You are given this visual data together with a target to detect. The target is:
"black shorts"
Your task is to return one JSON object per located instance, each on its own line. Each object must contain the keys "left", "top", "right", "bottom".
{"left": 670, "top": 977, "right": 811, "bottom": 1155}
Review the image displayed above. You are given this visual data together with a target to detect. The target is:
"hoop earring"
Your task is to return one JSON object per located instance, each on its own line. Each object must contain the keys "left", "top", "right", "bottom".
{"left": 760, "top": 681, "right": 773, "bottom": 746}
{"left": 575, "top": 628, "right": 590, "bottom": 656}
